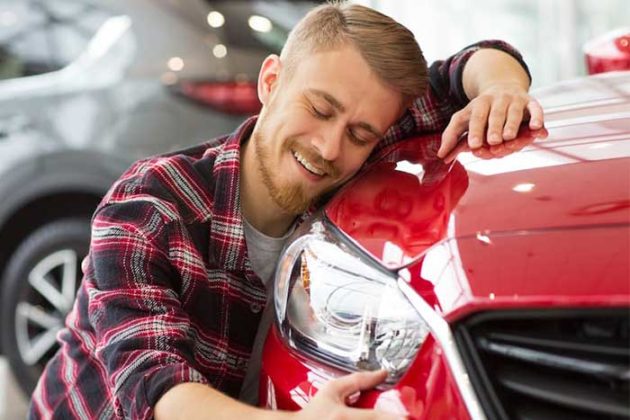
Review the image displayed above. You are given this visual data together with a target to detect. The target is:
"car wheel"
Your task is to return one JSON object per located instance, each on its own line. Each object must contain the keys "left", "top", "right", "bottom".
{"left": 1, "top": 218, "right": 90, "bottom": 395}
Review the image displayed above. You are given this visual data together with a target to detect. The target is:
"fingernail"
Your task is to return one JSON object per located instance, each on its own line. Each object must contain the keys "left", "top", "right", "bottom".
{"left": 347, "top": 391, "right": 360, "bottom": 404}
{"left": 490, "top": 133, "right": 500, "bottom": 143}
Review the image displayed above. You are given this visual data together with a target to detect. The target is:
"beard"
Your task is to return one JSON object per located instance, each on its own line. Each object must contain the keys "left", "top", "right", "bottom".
{"left": 254, "top": 129, "right": 313, "bottom": 215}
{"left": 253, "top": 118, "right": 340, "bottom": 215}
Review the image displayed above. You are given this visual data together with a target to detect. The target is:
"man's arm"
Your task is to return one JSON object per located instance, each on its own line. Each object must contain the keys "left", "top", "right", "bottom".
{"left": 155, "top": 370, "right": 399, "bottom": 420}
{"left": 155, "top": 382, "right": 278, "bottom": 420}
{"left": 439, "top": 47, "right": 544, "bottom": 158}
{"left": 375, "top": 40, "right": 543, "bottom": 160}
{"left": 88, "top": 165, "right": 400, "bottom": 419}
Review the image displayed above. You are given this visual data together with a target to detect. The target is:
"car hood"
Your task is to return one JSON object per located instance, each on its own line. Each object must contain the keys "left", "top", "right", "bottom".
{"left": 325, "top": 71, "right": 630, "bottom": 319}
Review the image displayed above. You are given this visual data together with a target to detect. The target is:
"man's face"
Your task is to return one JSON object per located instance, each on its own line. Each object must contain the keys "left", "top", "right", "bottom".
{"left": 254, "top": 45, "right": 404, "bottom": 215}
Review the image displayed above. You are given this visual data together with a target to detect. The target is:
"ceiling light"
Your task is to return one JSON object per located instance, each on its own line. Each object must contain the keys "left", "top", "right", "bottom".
{"left": 207, "top": 11, "right": 225, "bottom": 28}
{"left": 167, "top": 57, "right": 184, "bottom": 72}
{"left": 213, "top": 44, "right": 227, "bottom": 58}
{"left": 248, "top": 15, "right": 272, "bottom": 33}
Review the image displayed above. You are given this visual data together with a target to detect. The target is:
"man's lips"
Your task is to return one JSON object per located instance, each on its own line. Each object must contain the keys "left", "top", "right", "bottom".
{"left": 292, "top": 150, "right": 326, "bottom": 177}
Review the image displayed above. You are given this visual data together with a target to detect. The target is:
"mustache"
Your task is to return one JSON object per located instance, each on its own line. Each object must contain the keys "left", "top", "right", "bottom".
{"left": 286, "top": 138, "right": 340, "bottom": 178}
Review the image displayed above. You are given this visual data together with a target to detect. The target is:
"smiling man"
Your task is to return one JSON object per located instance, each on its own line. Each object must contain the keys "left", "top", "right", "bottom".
{"left": 30, "top": 3, "right": 542, "bottom": 420}
{"left": 242, "top": 43, "right": 408, "bottom": 236}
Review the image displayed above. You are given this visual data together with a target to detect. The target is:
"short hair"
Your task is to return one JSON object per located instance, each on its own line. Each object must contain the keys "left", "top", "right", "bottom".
{"left": 280, "top": 2, "right": 428, "bottom": 105}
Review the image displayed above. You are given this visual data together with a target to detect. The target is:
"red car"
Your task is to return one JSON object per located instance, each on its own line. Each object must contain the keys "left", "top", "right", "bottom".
{"left": 259, "top": 70, "right": 630, "bottom": 419}
{"left": 584, "top": 28, "right": 630, "bottom": 75}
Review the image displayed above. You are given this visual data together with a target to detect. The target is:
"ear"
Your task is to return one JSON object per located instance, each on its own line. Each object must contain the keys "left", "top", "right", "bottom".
{"left": 257, "top": 54, "right": 281, "bottom": 106}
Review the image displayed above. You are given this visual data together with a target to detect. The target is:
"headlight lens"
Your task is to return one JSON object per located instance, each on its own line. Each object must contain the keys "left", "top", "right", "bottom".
{"left": 274, "top": 217, "right": 429, "bottom": 382}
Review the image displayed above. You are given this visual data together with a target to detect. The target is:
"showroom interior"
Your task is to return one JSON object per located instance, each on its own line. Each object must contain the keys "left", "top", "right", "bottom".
{"left": 0, "top": 0, "right": 628, "bottom": 418}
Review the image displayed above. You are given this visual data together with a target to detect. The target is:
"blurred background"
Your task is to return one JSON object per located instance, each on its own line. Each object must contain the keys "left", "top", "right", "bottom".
{"left": 0, "top": 1, "right": 628, "bottom": 418}
{"left": 355, "top": 0, "right": 630, "bottom": 87}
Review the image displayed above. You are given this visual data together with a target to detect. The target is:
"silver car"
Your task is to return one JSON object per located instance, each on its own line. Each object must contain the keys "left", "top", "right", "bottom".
{"left": 0, "top": 0, "right": 316, "bottom": 395}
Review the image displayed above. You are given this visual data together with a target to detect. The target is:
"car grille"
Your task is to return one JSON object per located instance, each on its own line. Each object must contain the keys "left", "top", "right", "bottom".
{"left": 454, "top": 309, "right": 630, "bottom": 420}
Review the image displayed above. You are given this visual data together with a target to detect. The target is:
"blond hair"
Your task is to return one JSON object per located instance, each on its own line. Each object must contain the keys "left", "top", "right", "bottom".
{"left": 280, "top": 2, "right": 428, "bottom": 104}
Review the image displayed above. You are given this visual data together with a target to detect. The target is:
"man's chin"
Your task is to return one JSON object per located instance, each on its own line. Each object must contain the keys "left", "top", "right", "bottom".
{"left": 268, "top": 183, "right": 319, "bottom": 215}
{"left": 271, "top": 195, "right": 313, "bottom": 216}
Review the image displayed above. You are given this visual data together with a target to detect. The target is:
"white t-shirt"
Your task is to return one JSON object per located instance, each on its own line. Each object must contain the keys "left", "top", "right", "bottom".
{"left": 238, "top": 217, "right": 295, "bottom": 405}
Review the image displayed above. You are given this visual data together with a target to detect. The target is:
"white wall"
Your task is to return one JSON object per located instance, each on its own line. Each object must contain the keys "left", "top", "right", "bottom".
{"left": 352, "top": 0, "right": 630, "bottom": 88}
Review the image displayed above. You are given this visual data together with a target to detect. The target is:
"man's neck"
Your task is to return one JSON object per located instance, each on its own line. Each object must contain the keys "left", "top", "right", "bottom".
{"left": 240, "top": 130, "right": 296, "bottom": 238}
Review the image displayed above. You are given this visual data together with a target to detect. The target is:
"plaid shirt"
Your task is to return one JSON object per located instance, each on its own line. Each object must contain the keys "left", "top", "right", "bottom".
{"left": 30, "top": 40, "right": 528, "bottom": 419}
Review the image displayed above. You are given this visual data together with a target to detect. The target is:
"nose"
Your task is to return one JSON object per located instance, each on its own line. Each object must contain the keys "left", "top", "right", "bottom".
{"left": 312, "top": 123, "right": 344, "bottom": 162}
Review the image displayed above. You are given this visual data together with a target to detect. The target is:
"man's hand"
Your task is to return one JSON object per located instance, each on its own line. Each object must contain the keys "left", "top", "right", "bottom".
{"left": 296, "top": 370, "right": 402, "bottom": 420}
{"left": 156, "top": 370, "right": 400, "bottom": 420}
{"left": 443, "top": 125, "right": 548, "bottom": 163}
{"left": 438, "top": 82, "right": 544, "bottom": 159}
{"left": 437, "top": 48, "right": 544, "bottom": 160}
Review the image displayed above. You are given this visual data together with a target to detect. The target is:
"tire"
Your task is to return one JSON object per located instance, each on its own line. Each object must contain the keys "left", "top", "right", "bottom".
{"left": 1, "top": 218, "right": 91, "bottom": 396}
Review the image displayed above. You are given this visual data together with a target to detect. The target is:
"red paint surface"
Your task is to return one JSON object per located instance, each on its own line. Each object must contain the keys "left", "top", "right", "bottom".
{"left": 325, "top": 72, "right": 630, "bottom": 317}
{"left": 261, "top": 326, "right": 470, "bottom": 419}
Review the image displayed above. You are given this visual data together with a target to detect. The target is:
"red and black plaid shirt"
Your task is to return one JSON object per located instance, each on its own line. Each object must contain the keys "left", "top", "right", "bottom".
{"left": 30, "top": 40, "right": 528, "bottom": 419}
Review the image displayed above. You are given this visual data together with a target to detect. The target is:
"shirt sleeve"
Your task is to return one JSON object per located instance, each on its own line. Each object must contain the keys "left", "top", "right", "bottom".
{"left": 373, "top": 40, "right": 531, "bottom": 155}
{"left": 87, "top": 199, "right": 209, "bottom": 419}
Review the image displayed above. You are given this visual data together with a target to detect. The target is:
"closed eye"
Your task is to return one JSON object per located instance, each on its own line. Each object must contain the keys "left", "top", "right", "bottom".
{"left": 311, "top": 105, "right": 332, "bottom": 120}
{"left": 348, "top": 128, "right": 370, "bottom": 146}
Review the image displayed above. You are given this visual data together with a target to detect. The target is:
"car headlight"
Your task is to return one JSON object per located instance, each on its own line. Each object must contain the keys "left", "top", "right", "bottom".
{"left": 274, "top": 213, "right": 430, "bottom": 382}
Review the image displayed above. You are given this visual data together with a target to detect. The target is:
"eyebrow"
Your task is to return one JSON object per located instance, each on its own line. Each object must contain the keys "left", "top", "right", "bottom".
{"left": 308, "top": 89, "right": 384, "bottom": 139}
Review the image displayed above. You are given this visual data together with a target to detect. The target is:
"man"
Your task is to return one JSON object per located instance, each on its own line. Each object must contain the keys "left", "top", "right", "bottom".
{"left": 30, "top": 3, "right": 543, "bottom": 419}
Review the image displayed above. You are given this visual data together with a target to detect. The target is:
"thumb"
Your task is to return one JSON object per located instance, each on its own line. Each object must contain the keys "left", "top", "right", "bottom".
{"left": 322, "top": 370, "right": 388, "bottom": 402}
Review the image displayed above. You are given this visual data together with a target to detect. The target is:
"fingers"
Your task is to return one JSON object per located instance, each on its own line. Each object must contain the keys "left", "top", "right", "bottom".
{"left": 439, "top": 90, "right": 545, "bottom": 162}
{"left": 443, "top": 138, "right": 469, "bottom": 163}
{"left": 337, "top": 407, "right": 403, "bottom": 420}
{"left": 502, "top": 100, "right": 525, "bottom": 140}
{"left": 322, "top": 370, "right": 388, "bottom": 402}
{"left": 527, "top": 99, "right": 544, "bottom": 129}
{"left": 439, "top": 111, "right": 470, "bottom": 158}
{"left": 302, "top": 371, "right": 401, "bottom": 420}
{"left": 485, "top": 95, "right": 510, "bottom": 145}
{"left": 466, "top": 97, "right": 490, "bottom": 149}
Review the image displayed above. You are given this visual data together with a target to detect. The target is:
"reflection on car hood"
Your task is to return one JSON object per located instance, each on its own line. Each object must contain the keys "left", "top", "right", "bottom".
{"left": 325, "top": 71, "right": 630, "bottom": 318}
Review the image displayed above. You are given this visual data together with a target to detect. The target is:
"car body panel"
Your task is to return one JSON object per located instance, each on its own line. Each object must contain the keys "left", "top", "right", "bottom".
{"left": 261, "top": 326, "right": 471, "bottom": 420}
{"left": 326, "top": 72, "right": 630, "bottom": 267}
{"left": 324, "top": 72, "right": 630, "bottom": 319}
{"left": 531, "top": 69, "right": 630, "bottom": 111}
{"left": 415, "top": 227, "right": 630, "bottom": 322}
